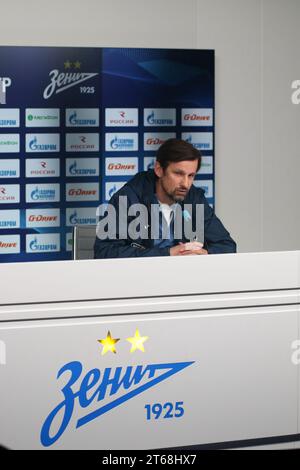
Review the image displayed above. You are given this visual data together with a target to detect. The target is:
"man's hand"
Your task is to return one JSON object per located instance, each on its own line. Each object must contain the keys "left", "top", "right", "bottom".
{"left": 180, "top": 248, "right": 208, "bottom": 255}
{"left": 170, "top": 241, "right": 208, "bottom": 256}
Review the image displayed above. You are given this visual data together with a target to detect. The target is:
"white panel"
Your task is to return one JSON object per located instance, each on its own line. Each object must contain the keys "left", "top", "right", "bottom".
{"left": 0, "top": 251, "right": 298, "bottom": 305}
{"left": 0, "top": 306, "right": 297, "bottom": 449}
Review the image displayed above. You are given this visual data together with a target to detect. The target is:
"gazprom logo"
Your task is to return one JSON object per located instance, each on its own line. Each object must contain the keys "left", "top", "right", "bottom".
{"left": 181, "top": 132, "right": 213, "bottom": 151}
{"left": 109, "top": 184, "right": 117, "bottom": 198}
{"left": 144, "top": 109, "right": 176, "bottom": 127}
{"left": 193, "top": 179, "right": 213, "bottom": 198}
{"left": 29, "top": 237, "right": 58, "bottom": 252}
{"left": 29, "top": 137, "right": 57, "bottom": 152}
{"left": 26, "top": 234, "right": 60, "bottom": 253}
{"left": 105, "top": 182, "right": 126, "bottom": 201}
{"left": 66, "top": 208, "right": 97, "bottom": 226}
{"left": 26, "top": 184, "right": 60, "bottom": 203}
{"left": 66, "top": 158, "right": 99, "bottom": 177}
{"left": 67, "top": 109, "right": 99, "bottom": 127}
{"left": 0, "top": 109, "right": 20, "bottom": 127}
{"left": 69, "top": 111, "right": 78, "bottom": 125}
{"left": 105, "top": 133, "right": 138, "bottom": 152}
{"left": 40, "top": 360, "right": 194, "bottom": 447}
{"left": 0, "top": 160, "right": 20, "bottom": 178}
{"left": 30, "top": 187, "right": 55, "bottom": 201}
{"left": 144, "top": 157, "right": 156, "bottom": 171}
{"left": 0, "top": 210, "right": 20, "bottom": 229}
{"left": 26, "top": 134, "right": 60, "bottom": 153}
{"left": 110, "top": 136, "right": 134, "bottom": 150}
{"left": 70, "top": 211, "right": 79, "bottom": 225}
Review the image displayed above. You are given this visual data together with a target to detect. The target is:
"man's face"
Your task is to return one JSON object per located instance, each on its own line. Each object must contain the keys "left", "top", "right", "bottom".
{"left": 154, "top": 160, "right": 198, "bottom": 203}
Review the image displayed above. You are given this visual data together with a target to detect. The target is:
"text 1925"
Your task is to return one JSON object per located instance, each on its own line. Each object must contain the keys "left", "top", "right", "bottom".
{"left": 145, "top": 401, "right": 184, "bottom": 420}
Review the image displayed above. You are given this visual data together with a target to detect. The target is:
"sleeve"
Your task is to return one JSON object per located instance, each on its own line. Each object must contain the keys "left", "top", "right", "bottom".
{"left": 203, "top": 197, "right": 237, "bottom": 254}
{"left": 93, "top": 188, "right": 170, "bottom": 259}
{"left": 94, "top": 237, "right": 170, "bottom": 259}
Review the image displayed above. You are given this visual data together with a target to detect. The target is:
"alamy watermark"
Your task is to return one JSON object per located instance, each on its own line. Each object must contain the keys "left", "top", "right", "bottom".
{"left": 0, "top": 77, "right": 12, "bottom": 105}
{"left": 291, "top": 339, "right": 300, "bottom": 365}
{"left": 95, "top": 197, "right": 204, "bottom": 242}
{"left": 0, "top": 340, "right": 6, "bottom": 365}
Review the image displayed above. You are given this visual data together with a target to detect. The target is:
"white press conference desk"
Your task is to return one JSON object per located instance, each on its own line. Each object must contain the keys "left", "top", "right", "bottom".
{"left": 0, "top": 251, "right": 299, "bottom": 450}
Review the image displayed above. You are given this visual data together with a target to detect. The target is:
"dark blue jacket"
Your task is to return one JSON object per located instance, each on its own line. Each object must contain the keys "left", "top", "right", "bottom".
{"left": 94, "top": 170, "right": 236, "bottom": 258}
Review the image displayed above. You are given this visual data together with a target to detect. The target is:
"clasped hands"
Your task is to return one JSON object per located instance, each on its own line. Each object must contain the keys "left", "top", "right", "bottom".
{"left": 170, "top": 241, "right": 208, "bottom": 256}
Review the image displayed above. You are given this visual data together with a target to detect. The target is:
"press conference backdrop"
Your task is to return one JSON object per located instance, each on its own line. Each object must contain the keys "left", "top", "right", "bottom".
{"left": 0, "top": 47, "right": 214, "bottom": 263}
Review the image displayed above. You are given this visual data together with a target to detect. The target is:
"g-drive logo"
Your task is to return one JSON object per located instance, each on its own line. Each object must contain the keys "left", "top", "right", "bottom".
{"left": 40, "top": 355, "right": 194, "bottom": 447}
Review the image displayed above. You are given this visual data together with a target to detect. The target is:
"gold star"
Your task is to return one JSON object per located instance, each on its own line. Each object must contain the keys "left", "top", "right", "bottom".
{"left": 74, "top": 61, "right": 81, "bottom": 69}
{"left": 64, "top": 60, "right": 72, "bottom": 69}
{"left": 126, "top": 329, "right": 148, "bottom": 353}
{"left": 98, "top": 331, "right": 120, "bottom": 355}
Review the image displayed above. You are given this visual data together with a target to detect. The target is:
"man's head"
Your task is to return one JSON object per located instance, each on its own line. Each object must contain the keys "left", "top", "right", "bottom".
{"left": 154, "top": 138, "right": 201, "bottom": 204}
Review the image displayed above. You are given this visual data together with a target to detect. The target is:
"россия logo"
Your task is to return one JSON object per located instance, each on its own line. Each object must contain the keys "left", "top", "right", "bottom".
{"left": 40, "top": 330, "right": 194, "bottom": 447}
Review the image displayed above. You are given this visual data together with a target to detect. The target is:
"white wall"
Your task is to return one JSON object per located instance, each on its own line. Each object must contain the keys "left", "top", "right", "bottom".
{"left": 1, "top": 0, "right": 299, "bottom": 253}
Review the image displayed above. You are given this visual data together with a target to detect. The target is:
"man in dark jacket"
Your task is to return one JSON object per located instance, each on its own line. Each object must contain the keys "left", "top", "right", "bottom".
{"left": 94, "top": 138, "right": 236, "bottom": 258}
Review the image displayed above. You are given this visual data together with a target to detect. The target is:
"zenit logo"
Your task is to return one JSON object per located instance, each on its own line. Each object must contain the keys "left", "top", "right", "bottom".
{"left": 43, "top": 61, "right": 98, "bottom": 100}
{"left": 40, "top": 329, "right": 194, "bottom": 447}
{"left": 0, "top": 78, "right": 12, "bottom": 105}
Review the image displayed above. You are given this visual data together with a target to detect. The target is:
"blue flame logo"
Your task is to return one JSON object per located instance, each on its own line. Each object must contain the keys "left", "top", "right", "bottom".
{"left": 29, "top": 136, "right": 38, "bottom": 150}
{"left": 70, "top": 211, "right": 78, "bottom": 225}
{"left": 69, "top": 161, "right": 77, "bottom": 175}
{"left": 108, "top": 184, "right": 117, "bottom": 198}
{"left": 30, "top": 187, "right": 40, "bottom": 201}
{"left": 147, "top": 111, "right": 155, "bottom": 125}
{"left": 69, "top": 111, "right": 77, "bottom": 125}
{"left": 110, "top": 136, "right": 119, "bottom": 150}
{"left": 29, "top": 237, "right": 38, "bottom": 251}
{"left": 147, "top": 159, "right": 155, "bottom": 170}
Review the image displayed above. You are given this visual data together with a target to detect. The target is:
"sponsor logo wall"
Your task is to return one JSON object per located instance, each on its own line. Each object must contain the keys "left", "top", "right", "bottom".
{"left": 0, "top": 46, "right": 214, "bottom": 262}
